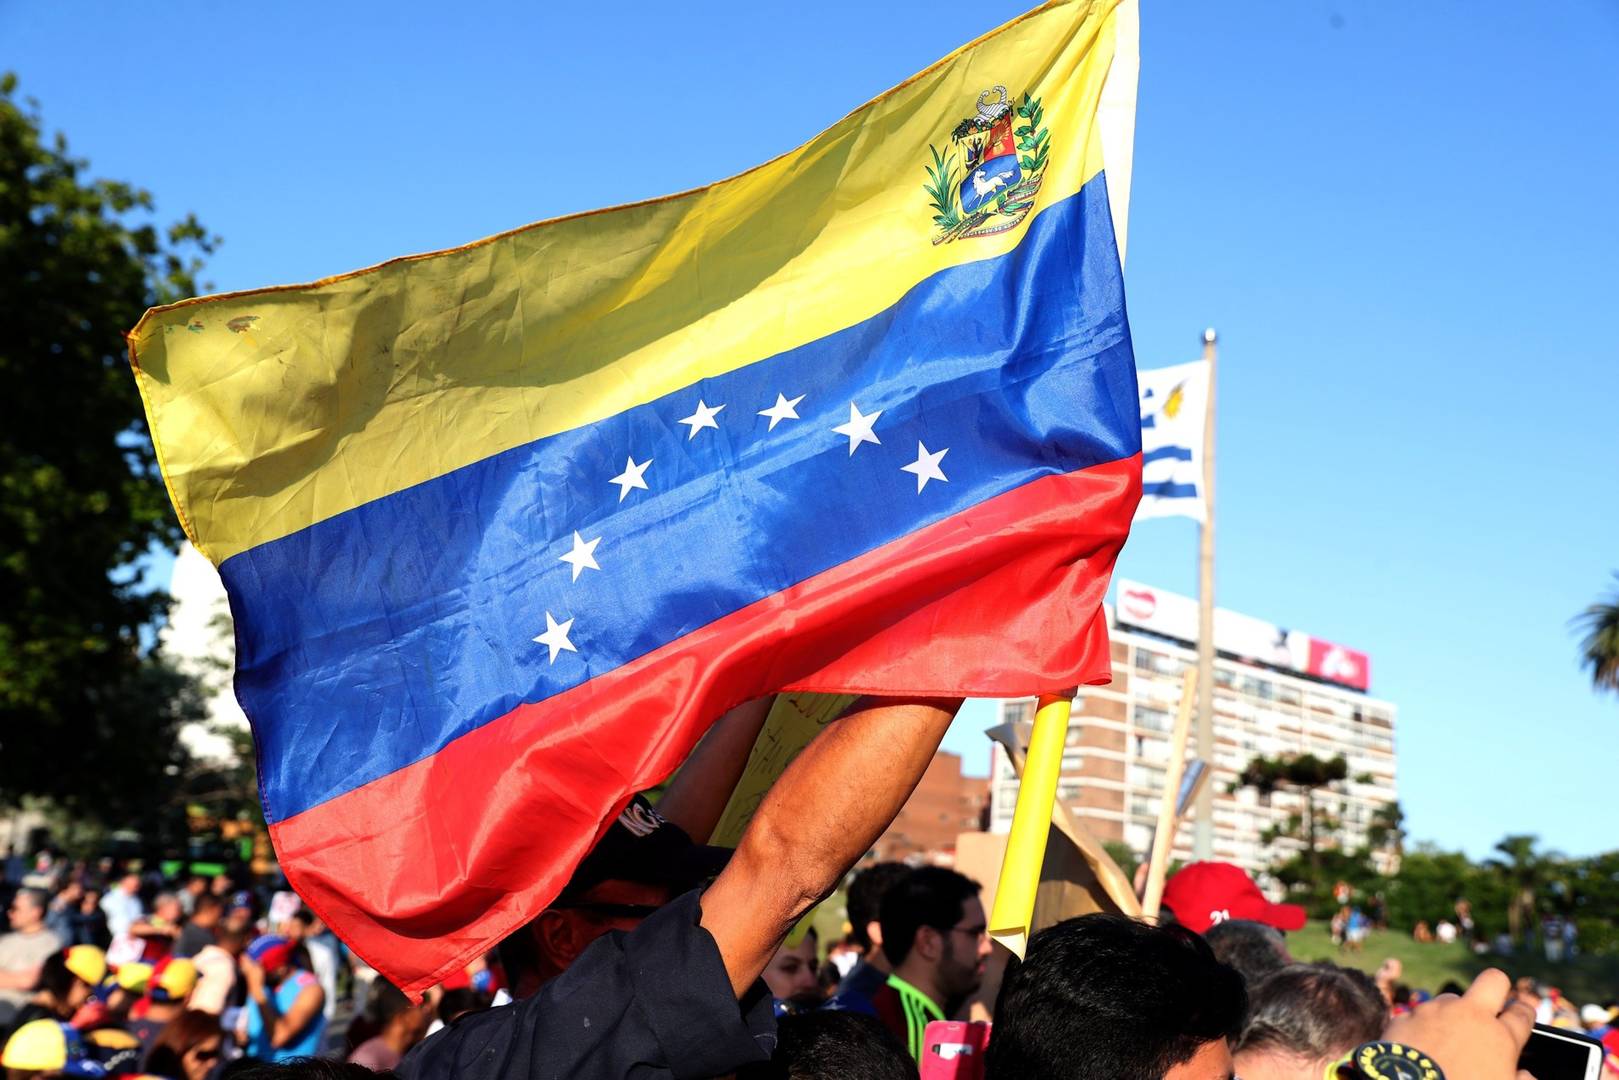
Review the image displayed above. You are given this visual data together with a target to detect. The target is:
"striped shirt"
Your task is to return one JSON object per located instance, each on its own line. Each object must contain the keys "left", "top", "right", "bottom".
{"left": 872, "top": 973, "right": 944, "bottom": 1061}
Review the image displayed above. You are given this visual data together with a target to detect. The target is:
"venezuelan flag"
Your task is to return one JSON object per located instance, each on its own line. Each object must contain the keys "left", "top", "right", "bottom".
{"left": 129, "top": 0, "right": 1141, "bottom": 992}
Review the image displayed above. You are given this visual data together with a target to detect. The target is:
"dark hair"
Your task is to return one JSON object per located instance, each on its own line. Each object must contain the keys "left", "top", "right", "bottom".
{"left": 436, "top": 987, "right": 487, "bottom": 1025}
{"left": 1203, "top": 919, "right": 1289, "bottom": 988}
{"left": 1237, "top": 963, "right": 1387, "bottom": 1060}
{"left": 223, "top": 1061, "right": 394, "bottom": 1080}
{"left": 1438, "top": 979, "right": 1465, "bottom": 997}
{"left": 736, "top": 1011, "right": 917, "bottom": 1080}
{"left": 985, "top": 913, "right": 1246, "bottom": 1080}
{"left": 364, "top": 981, "right": 413, "bottom": 1028}
{"left": 193, "top": 893, "right": 225, "bottom": 917}
{"left": 846, "top": 863, "right": 912, "bottom": 952}
{"left": 1391, "top": 984, "right": 1411, "bottom": 1007}
{"left": 34, "top": 950, "right": 81, "bottom": 1001}
{"left": 215, "top": 924, "right": 251, "bottom": 951}
{"left": 293, "top": 909, "right": 316, "bottom": 928}
{"left": 878, "top": 868, "right": 980, "bottom": 968}
{"left": 495, "top": 923, "right": 539, "bottom": 998}
{"left": 145, "top": 1009, "right": 223, "bottom": 1078}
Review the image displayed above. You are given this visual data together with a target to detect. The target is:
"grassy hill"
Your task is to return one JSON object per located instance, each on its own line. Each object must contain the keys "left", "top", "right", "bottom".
{"left": 1287, "top": 922, "right": 1619, "bottom": 1005}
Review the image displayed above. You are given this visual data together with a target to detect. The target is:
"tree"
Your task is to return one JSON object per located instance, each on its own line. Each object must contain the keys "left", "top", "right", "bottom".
{"left": 0, "top": 74, "right": 215, "bottom": 827}
{"left": 1574, "top": 574, "right": 1619, "bottom": 695}
{"left": 1232, "top": 753, "right": 1350, "bottom": 880}
{"left": 1487, "top": 834, "right": 1558, "bottom": 943}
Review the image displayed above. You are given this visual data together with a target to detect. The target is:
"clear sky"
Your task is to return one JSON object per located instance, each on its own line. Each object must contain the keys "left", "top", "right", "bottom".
{"left": 7, "top": 1, "right": 1616, "bottom": 859}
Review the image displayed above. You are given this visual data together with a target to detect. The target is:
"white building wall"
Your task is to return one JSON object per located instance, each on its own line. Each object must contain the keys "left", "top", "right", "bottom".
{"left": 160, "top": 543, "right": 249, "bottom": 762}
{"left": 988, "top": 625, "right": 1399, "bottom": 882}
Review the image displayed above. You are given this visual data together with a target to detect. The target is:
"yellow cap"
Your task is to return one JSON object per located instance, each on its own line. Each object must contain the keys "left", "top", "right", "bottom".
{"left": 1, "top": 1019, "right": 88, "bottom": 1072}
{"left": 85, "top": 1028, "right": 140, "bottom": 1050}
{"left": 150, "top": 957, "right": 198, "bottom": 1002}
{"left": 64, "top": 944, "right": 108, "bottom": 987}
{"left": 116, "top": 961, "right": 154, "bottom": 993}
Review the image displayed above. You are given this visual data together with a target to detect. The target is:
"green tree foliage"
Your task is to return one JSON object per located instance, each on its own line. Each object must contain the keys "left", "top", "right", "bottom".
{"left": 1232, "top": 752, "right": 1351, "bottom": 877}
{"left": 0, "top": 74, "right": 214, "bottom": 828}
{"left": 1574, "top": 574, "right": 1619, "bottom": 694}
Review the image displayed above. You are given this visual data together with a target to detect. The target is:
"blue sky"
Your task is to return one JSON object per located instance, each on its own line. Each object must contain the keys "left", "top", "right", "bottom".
{"left": 7, "top": 1, "right": 1616, "bottom": 859}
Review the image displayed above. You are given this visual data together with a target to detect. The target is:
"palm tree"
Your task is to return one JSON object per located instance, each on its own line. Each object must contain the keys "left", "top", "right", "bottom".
{"left": 1574, "top": 574, "right": 1619, "bottom": 694}
{"left": 1488, "top": 834, "right": 1552, "bottom": 943}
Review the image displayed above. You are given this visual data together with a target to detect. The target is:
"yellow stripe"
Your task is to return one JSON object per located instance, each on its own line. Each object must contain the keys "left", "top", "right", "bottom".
{"left": 130, "top": 0, "right": 1123, "bottom": 563}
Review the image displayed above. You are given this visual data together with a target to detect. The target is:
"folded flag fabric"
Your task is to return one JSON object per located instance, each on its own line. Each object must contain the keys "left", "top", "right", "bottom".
{"left": 128, "top": 0, "right": 1142, "bottom": 993}
{"left": 1135, "top": 358, "right": 1209, "bottom": 522}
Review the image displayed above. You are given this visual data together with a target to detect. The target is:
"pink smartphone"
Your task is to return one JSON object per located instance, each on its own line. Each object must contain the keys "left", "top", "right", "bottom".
{"left": 919, "top": 1020, "right": 992, "bottom": 1080}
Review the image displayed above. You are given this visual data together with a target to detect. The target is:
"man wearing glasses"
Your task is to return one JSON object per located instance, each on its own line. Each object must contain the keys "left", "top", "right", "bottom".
{"left": 869, "top": 867, "right": 990, "bottom": 1061}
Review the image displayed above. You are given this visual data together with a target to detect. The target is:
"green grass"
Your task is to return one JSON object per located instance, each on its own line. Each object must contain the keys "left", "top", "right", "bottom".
{"left": 1287, "top": 922, "right": 1619, "bottom": 1004}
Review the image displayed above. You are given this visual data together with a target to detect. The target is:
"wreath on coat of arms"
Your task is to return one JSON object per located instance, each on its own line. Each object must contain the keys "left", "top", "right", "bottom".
{"left": 924, "top": 85, "right": 1050, "bottom": 245}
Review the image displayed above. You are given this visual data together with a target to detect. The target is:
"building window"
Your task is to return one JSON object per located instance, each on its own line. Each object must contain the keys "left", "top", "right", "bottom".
{"left": 1135, "top": 706, "right": 1172, "bottom": 733}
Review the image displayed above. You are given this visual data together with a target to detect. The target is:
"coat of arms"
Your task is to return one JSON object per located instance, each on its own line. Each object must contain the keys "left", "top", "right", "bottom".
{"left": 924, "top": 85, "right": 1050, "bottom": 244}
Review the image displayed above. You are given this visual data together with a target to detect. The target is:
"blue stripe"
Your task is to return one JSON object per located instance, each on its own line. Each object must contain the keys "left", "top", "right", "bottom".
{"left": 1141, "top": 445, "right": 1192, "bottom": 466}
{"left": 1142, "top": 480, "right": 1199, "bottom": 499}
{"left": 224, "top": 175, "right": 1138, "bottom": 822}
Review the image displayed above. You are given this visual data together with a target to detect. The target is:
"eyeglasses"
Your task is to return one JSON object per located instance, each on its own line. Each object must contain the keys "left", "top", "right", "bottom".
{"left": 549, "top": 900, "right": 662, "bottom": 921}
{"left": 944, "top": 923, "right": 988, "bottom": 942}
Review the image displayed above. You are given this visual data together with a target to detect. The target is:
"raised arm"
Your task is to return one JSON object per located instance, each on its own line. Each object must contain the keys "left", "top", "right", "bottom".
{"left": 700, "top": 695, "right": 961, "bottom": 997}
{"left": 655, "top": 695, "right": 774, "bottom": 844}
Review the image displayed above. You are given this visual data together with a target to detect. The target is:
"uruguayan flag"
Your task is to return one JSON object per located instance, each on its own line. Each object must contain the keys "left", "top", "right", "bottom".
{"left": 1135, "top": 360, "right": 1209, "bottom": 522}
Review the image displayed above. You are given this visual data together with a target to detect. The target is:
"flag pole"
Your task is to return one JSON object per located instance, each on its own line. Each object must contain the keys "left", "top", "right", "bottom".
{"left": 1191, "top": 327, "right": 1218, "bottom": 861}
{"left": 987, "top": 692, "right": 1072, "bottom": 959}
{"left": 1142, "top": 667, "right": 1198, "bottom": 918}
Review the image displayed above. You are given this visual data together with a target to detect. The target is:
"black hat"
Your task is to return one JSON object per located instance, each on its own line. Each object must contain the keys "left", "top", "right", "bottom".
{"left": 557, "top": 795, "right": 731, "bottom": 902}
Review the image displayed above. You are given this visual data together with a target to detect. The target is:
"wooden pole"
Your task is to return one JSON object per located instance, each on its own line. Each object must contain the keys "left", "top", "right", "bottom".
{"left": 1142, "top": 666, "right": 1199, "bottom": 919}
{"left": 1192, "top": 327, "right": 1218, "bottom": 860}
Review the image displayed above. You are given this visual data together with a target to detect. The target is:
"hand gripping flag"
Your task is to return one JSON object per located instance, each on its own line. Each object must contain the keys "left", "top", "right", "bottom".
{"left": 128, "top": 0, "right": 1142, "bottom": 993}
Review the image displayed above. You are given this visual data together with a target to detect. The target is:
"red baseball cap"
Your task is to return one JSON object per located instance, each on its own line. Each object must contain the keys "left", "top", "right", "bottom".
{"left": 1161, "top": 861, "right": 1307, "bottom": 934}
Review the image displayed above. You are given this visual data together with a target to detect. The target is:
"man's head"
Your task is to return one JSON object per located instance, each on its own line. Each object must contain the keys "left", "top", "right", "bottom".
{"left": 763, "top": 927, "right": 821, "bottom": 1008}
{"left": 190, "top": 893, "right": 224, "bottom": 927}
{"left": 118, "top": 872, "right": 140, "bottom": 896}
{"left": 367, "top": 980, "right": 430, "bottom": 1050}
{"left": 736, "top": 1010, "right": 916, "bottom": 1080}
{"left": 845, "top": 862, "right": 911, "bottom": 960}
{"left": 879, "top": 867, "right": 988, "bottom": 1009}
{"left": 152, "top": 892, "right": 184, "bottom": 925}
{"left": 1161, "top": 863, "right": 1305, "bottom": 935}
{"left": 1202, "top": 919, "right": 1290, "bottom": 989}
{"left": 497, "top": 795, "right": 730, "bottom": 997}
{"left": 148, "top": 956, "right": 200, "bottom": 1010}
{"left": 986, "top": 913, "right": 1247, "bottom": 1080}
{"left": 8, "top": 887, "right": 48, "bottom": 933}
{"left": 1233, "top": 963, "right": 1387, "bottom": 1080}
{"left": 246, "top": 935, "right": 297, "bottom": 983}
{"left": 214, "top": 924, "right": 251, "bottom": 957}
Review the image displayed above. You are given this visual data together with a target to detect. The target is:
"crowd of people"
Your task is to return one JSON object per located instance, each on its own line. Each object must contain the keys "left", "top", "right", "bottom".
{"left": 0, "top": 861, "right": 496, "bottom": 1080}
{"left": 2, "top": 696, "right": 1615, "bottom": 1078}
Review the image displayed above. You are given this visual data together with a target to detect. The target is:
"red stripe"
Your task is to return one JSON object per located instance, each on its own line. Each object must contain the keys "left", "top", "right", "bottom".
{"left": 270, "top": 454, "right": 1139, "bottom": 993}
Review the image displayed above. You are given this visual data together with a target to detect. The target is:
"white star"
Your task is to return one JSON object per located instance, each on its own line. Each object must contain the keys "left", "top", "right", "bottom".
{"left": 532, "top": 612, "right": 577, "bottom": 664}
{"left": 901, "top": 442, "right": 949, "bottom": 492}
{"left": 609, "top": 455, "right": 651, "bottom": 502}
{"left": 559, "top": 531, "right": 602, "bottom": 582}
{"left": 677, "top": 399, "right": 726, "bottom": 439}
{"left": 758, "top": 392, "right": 806, "bottom": 431}
{"left": 832, "top": 402, "right": 883, "bottom": 455}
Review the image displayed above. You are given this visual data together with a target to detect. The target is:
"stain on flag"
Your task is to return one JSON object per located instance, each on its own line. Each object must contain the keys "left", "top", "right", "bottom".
{"left": 127, "top": 0, "right": 1142, "bottom": 993}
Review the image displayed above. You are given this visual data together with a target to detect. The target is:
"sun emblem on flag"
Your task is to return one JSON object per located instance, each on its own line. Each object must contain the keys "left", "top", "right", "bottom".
{"left": 923, "top": 85, "right": 1050, "bottom": 245}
